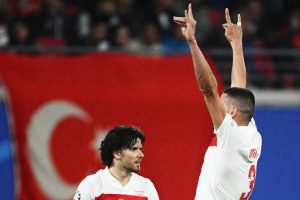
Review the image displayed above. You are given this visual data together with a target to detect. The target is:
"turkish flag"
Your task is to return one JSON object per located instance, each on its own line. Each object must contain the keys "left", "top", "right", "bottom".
{"left": 0, "top": 52, "right": 222, "bottom": 200}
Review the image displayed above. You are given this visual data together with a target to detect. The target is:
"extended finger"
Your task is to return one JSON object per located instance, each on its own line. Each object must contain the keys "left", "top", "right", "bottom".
{"left": 174, "top": 20, "right": 187, "bottom": 26}
{"left": 222, "top": 23, "right": 228, "bottom": 27}
{"left": 173, "top": 16, "right": 186, "bottom": 23}
{"left": 237, "top": 14, "right": 242, "bottom": 26}
{"left": 188, "top": 3, "right": 195, "bottom": 20}
{"left": 185, "top": 9, "right": 188, "bottom": 20}
{"left": 225, "top": 8, "right": 232, "bottom": 24}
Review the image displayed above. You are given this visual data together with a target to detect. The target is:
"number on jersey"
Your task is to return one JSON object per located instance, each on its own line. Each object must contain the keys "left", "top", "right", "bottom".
{"left": 240, "top": 165, "right": 256, "bottom": 200}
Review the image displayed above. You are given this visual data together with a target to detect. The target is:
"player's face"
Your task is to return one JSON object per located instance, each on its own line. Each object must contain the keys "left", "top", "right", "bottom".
{"left": 119, "top": 138, "right": 144, "bottom": 173}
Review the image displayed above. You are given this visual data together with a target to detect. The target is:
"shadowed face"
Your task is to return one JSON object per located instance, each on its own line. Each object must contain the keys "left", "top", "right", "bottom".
{"left": 118, "top": 138, "right": 144, "bottom": 173}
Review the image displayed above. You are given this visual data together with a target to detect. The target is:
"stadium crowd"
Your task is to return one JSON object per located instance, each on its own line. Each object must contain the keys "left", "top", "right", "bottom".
{"left": 0, "top": 0, "right": 299, "bottom": 88}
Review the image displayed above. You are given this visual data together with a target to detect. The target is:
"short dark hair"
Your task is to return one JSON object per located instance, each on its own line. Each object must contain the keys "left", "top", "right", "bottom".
{"left": 223, "top": 87, "right": 255, "bottom": 122}
{"left": 100, "top": 125, "right": 145, "bottom": 167}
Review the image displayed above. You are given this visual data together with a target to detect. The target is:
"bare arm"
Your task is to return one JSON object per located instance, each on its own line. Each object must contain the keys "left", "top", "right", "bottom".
{"left": 223, "top": 9, "right": 246, "bottom": 88}
{"left": 174, "top": 4, "right": 226, "bottom": 128}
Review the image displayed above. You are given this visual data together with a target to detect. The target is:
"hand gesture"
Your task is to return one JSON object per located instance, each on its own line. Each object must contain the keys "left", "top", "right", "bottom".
{"left": 223, "top": 8, "right": 243, "bottom": 45}
{"left": 173, "top": 3, "right": 197, "bottom": 43}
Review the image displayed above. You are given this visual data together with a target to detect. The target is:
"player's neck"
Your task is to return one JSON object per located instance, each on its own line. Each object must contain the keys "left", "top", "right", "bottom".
{"left": 108, "top": 166, "right": 132, "bottom": 186}
{"left": 237, "top": 121, "right": 249, "bottom": 126}
{"left": 235, "top": 117, "right": 249, "bottom": 126}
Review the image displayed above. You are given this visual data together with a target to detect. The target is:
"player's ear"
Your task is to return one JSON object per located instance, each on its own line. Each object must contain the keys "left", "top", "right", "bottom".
{"left": 229, "top": 106, "right": 238, "bottom": 118}
{"left": 113, "top": 150, "right": 122, "bottom": 160}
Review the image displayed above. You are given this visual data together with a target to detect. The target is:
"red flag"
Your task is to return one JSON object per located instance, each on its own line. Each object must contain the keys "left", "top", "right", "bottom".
{"left": 0, "top": 52, "right": 222, "bottom": 200}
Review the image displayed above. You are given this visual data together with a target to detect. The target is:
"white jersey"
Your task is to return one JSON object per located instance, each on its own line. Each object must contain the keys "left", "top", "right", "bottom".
{"left": 195, "top": 114, "right": 262, "bottom": 200}
{"left": 74, "top": 167, "right": 159, "bottom": 200}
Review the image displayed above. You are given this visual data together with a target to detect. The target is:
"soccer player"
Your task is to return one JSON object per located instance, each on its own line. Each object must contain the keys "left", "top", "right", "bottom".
{"left": 74, "top": 126, "right": 159, "bottom": 200}
{"left": 174, "top": 4, "right": 262, "bottom": 200}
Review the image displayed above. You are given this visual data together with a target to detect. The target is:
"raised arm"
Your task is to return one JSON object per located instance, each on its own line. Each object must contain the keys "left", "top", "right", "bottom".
{"left": 174, "top": 4, "right": 226, "bottom": 129}
{"left": 223, "top": 8, "right": 246, "bottom": 88}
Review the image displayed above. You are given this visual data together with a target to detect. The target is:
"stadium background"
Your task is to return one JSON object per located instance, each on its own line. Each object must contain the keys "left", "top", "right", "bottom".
{"left": 0, "top": 0, "right": 300, "bottom": 199}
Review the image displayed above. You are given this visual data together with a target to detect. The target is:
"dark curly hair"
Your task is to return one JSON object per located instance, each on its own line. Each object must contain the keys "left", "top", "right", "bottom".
{"left": 99, "top": 125, "right": 145, "bottom": 167}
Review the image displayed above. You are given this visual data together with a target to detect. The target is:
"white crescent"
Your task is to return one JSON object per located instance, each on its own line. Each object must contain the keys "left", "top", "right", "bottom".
{"left": 27, "top": 100, "right": 90, "bottom": 199}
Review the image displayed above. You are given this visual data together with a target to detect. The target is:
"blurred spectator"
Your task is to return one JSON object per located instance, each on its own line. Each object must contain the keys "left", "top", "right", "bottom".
{"left": 129, "top": 0, "right": 157, "bottom": 37}
{"left": 0, "top": 24, "right": 9, "bottom": 47}
{"left": 115, "top": 0, "right": 134, "bottom": 21}
{"left": 171, "top": 0, "right": 213, "bottom": 46}
{"left": 287, "top": 10, "right": 300, "bottom": 48}
{"left": 191, "top": 0, "right": 213, "bottom": 45}
{"left": 240, "top": 6, "right": 277, "bottom": 88}
{"left": 155, "top": 0, "right": 177, "bottom": 38}
{"left": 86, "top": 22, "right": 110, "bottom": 51}
{"left": 110, "top": 24, "right": 133, "bottom": 51}
{"left": 77, "top": 11, "right": 91, "bottom": 43}
{"left": 28, "top": 0, "right": 78, "bottom": 46}
{"left": 1, "top": 0, "right": 299, "bottom": 50}
{"left": 129, "top": 22, "right": 163, "bottom": 54}
{"left": 1, "top": 0, "right": 299, "bottom": 88}
{"left": 0, "top": 0, "right": 10, "bottom": 47}
{"left": 274, "top": 10, "right": 300, "bottom": 88}
{"left": 9, "top": 20, "right": 33, "bottom": 45}
{"left": 92, "top": 0, "right": 119, "bottom": 29}
{"left": 10, "top": 0, "right": 41, "bottom": 17}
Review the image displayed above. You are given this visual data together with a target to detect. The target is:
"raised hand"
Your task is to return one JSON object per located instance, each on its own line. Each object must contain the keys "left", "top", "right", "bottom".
{"left": 222, "top": 8, "right": 243, "bottom": 45}
{"left": 173, "top": 3, "right": 197, "bottom": 42}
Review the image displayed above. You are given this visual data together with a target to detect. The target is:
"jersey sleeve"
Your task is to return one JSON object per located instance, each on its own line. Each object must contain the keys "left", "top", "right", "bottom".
{"left": 214, "top": 114, "right": 242, "bottom": 150}
{"left": 146, "top": 179, "right": 159, "bottom": 200}
{"left": 73, "top": 176, "right": 97, "bottom": 200}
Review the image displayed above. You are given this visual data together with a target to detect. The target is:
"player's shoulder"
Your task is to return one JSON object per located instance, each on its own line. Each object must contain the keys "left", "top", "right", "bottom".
{"left": 244, "top": 126, "right": 262, "bottom": 146}
{"left": 248, "top": 118, "right": 262, "bottom": 142}
{"left": 86, "top": 168, "right": 104, "bottom": 179}
{"left": 79, "top": 169, "right": 104, "bottom": 187}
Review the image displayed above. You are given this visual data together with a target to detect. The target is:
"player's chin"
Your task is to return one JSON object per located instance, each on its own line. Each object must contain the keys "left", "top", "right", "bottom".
{"left": 131, "top": 164, "right": 141, "bottom": 173}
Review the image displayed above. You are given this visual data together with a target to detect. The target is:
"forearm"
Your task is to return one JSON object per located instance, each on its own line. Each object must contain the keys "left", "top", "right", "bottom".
{"left": 231, "top": 42, "right": 246, "bottom": 88}
{"left": 188, "top": 40, "right": 218, "bottom": 95}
